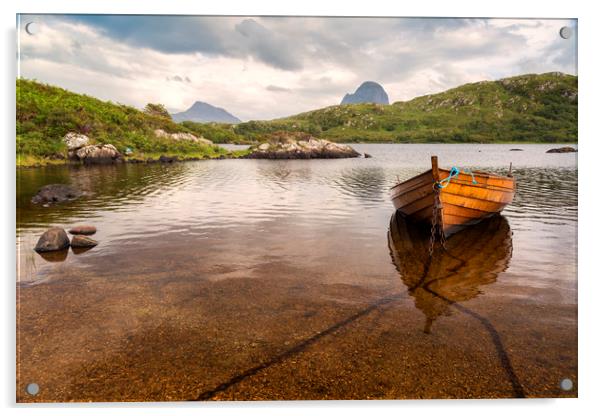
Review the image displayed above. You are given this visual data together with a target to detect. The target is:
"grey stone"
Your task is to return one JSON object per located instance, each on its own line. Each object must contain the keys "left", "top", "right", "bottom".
{"left": 63, "top": 132, "right": 90, "bottom": 150}
{"left": 34, "top": 227, "right": 70, "bottom": 252}
{"left": 68, "top": 225, "right": 97, "bottom": 235}
{"left": 546, "top": 146, "right": 577, "bottom": 153}
{"left": 75, "top": 144, "right": 123, "bottom": 164}
{"left": 31, "top": 184, "right": 81, "bottom": 205}
{"left": 70, "top": 235, "right": 98, "bottom": 248}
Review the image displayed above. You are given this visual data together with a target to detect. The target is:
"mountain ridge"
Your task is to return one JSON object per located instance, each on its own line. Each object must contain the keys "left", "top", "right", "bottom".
{"left": 171, "top": 101, "right": 241, "bottom": 124}
{"left": 341, "top": 81, "right": 389, "bottom": 105}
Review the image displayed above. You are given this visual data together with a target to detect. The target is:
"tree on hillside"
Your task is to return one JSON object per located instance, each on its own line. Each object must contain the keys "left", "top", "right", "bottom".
{"left": 143, "top": 103, "right": 171, "bottom": 120}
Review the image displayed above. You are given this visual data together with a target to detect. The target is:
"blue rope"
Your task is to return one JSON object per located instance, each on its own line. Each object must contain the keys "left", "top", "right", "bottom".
{"left": 436, "top": 166, "right": 478, "bottom": 188}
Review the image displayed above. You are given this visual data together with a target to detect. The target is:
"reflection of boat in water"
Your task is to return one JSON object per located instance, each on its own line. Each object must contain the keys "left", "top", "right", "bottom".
{"left": 390, "top": 156, "right": 515, "bottom": 237}
{"left": 388, "top": 211, "right": 513, "bottom": 333}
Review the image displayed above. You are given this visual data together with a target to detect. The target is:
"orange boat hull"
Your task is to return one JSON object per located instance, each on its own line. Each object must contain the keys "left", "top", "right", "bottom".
{"left": 390, "top": 164, "right": 515, "bottom": 237}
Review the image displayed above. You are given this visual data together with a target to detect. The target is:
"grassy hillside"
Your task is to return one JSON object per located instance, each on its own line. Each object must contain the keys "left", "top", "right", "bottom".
{"left": 17, "top": 72, "right": 577, "bottom": 166}
{"left": 16, "top": 79, "right": 231, "bottom": 166}
{"left": 229, "top": 72, "right": 577, "bottom": 143}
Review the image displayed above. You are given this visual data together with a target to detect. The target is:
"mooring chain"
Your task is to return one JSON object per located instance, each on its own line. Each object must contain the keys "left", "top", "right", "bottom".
{"left": 429, "top": 183, "right": 446, "bottom": 257}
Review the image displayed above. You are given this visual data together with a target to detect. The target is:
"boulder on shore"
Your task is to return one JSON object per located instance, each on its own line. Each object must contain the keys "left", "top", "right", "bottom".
{"left": 71, "top": 235, "right": 98, "bottom": 248}
{"left": 63, "top": 132, "right": 90, "bottom": 151}
{"left": 68, "top": 225, "right": 97, "bottom": 235}
{"left": 75, "top": 144, "right": 123, "bottom": 164}
{"left": 154, "top": 129, "right": 213, "bottom": 145}
{"left": 546, "top": 146, "right": 577, "bottom": 153}
{"left": 31, "top": 184, "right": 81, "bottom": 205}
{"left": 34, "top": 227, "right": 70, "bottom": 252}
{"left": 245, "top": 132, "right": 361, "bottom": 159}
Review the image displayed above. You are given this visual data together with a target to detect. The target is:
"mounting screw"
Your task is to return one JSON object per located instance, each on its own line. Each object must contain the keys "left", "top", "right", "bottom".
{"left": 560, "top": 378, "right": 573, "bottom": 391}
{"left": 26, "top": 383, "right": 39, "bottom": 395}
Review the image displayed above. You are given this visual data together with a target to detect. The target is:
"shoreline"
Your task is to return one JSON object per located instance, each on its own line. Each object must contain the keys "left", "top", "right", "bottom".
{"left": 16, "top": 142, "right": 578, "bottom": 169}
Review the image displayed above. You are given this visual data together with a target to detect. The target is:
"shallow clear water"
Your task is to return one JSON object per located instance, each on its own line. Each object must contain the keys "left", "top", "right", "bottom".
{"left": 16, "top": 144, "right": 577, "bottom": 401}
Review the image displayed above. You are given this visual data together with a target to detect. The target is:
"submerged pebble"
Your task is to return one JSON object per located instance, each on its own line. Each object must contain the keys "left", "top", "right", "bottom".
{"left": 71, "top": 235, "right": 99, "bottom": 248}
{"left": 69, "top": 225, "right": 97, "bottom": 235}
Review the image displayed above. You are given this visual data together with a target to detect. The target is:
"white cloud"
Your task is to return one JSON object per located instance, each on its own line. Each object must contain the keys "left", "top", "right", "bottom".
{"left": 18, "top": 16, "right": 577, "bottom": 121}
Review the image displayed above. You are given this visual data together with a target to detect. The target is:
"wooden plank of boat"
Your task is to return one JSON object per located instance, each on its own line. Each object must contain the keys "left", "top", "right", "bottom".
{"left": 390, "top": 156, "right": 516, "bottom": 237}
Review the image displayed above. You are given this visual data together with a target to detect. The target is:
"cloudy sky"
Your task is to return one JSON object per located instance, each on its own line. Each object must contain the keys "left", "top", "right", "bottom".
{"left": 18, "top": 15, "right": 577, "bottom": 121}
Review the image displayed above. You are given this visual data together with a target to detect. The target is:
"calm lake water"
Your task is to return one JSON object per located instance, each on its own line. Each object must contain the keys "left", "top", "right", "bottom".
{"left": 16, "top": 144, "right": 577, "bottom": 401}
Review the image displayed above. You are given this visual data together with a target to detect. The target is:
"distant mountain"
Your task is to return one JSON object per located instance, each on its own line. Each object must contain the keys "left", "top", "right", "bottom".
{"left": 172, "top": 101, "right": 241, "bottom": 124}
{"left": 341, "top": 81, "right": 389, "bottom": 105}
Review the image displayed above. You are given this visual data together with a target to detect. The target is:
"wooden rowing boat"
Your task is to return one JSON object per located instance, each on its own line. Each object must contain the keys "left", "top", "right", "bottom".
{"left": 390, "top": 156, "right": 515, "bottom": 237}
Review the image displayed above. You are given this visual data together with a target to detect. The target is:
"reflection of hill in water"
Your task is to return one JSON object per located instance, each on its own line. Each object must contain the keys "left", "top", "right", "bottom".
{"left": 388, "top": 212, "right": 513, "bottom": 333}
{"left": 17, "top": 163, "right": 192, "bottom": 230}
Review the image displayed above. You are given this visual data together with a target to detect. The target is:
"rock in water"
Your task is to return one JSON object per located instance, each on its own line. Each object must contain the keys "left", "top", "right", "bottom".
{"left": 546, "top": 146, "right": 577, "bottom": 153}
{"left": 364, "top": 153, "right": 373, "bottom": 158}
{"left": 159, "top": 155, "right": 179, "bottom": 163}
{"left": 34, "top": 227, "right": 70, "bottom": 252}
{"left": 75, "top": 144, "right": 123, "bottom": 164}
{"left": 68, "top": 225, "right": 97, "bottom": 235}
{"left": 245, "top": 132, "right": 361, "bottom": 159}
{"left": 63, "top": 132, "right": 90, "bottom": 151}
{"left": 70, "top": 235, "right": 98, "bottom": 248}
{"left": 31, "top": 184, "right": 81, "bottom": 205}
{"left": 341, "top": 81, "right": 389, "bottom": 105}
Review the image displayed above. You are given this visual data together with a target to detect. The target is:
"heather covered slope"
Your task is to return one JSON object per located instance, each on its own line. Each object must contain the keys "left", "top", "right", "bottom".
{"left": 16, "top": 79, "right": 230, "bottom": 166}
{"left": 231, "top": 72, "right": 577, "bottom": 143}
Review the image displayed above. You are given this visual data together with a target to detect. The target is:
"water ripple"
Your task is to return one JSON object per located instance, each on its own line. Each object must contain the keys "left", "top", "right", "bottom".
{"left": 16, "top": 144, "right": 576, "bottom": 284}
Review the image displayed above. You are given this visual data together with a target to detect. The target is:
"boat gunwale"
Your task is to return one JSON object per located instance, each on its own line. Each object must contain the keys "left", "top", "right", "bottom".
{"left": 390, "top": 168, "right": 514, "bottom": 191}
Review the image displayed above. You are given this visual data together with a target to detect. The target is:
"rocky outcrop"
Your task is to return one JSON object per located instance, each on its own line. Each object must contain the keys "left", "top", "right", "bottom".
{"left": 63, "top": 132, "right": 90, "bottom": 151}
{"left": 341, "top": 81, "right": 389, "bottom": 105}
{"left": 63, "top": 132, "right": 122, "bottom": 164}
{"left": 71, "top": 235, "right": 98, "bottom": 248}
{"left": 546, "top": 146, "right": 577, "bottom": 153}
{"left": 154, "top": 129, "right": 213, "bottom": 145}
{"left": 245, "top": 132, "right": 361, "bottom": 159}
{"left": 34, "top": 227, "right": 70, "bottom": 252}
{"left": 31, "top": 184, "right": 81, "bottom": 205}
{"left": 75, "top": 144, "right": 123, "bottom": 164}
{"left": 68, "top": 225, "right": 97, "bottom": 235}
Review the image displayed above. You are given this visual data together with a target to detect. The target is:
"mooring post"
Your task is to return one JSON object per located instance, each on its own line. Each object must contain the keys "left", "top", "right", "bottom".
{"left": 430, "top": 156, "right": 444, "bottom": 242}
{"left": 431, "top": 156, "right": 439, "bottom": 183}
{"left": 508, "top": 162, "right": 513, "bottom": 177}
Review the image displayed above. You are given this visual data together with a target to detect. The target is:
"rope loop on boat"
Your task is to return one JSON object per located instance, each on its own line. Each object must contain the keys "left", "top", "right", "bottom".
{"left": 436, "top": 166, "right": 478, "bottom": 189}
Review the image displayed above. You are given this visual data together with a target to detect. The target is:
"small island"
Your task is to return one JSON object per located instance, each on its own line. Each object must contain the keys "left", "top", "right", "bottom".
{"left": 244, "top": 132, "right": 360, "bottom": 159}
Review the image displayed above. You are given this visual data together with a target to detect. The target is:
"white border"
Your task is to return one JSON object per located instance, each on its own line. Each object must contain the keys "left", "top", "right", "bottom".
{"left": 2, "top": 1, "right": 601, "bottom": 415}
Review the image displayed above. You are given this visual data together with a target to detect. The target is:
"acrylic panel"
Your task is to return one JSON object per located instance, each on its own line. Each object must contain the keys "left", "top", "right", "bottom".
{"left": 16, "top": 15, "right": 578, "bottom": 402}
